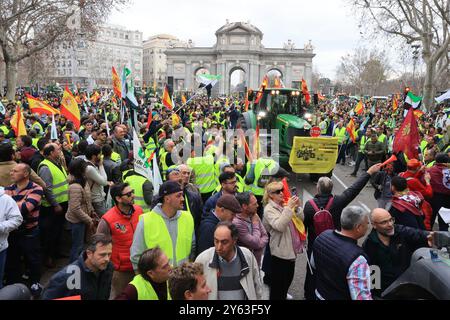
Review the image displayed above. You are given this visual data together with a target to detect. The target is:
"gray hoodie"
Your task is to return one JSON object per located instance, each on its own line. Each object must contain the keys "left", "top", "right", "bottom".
{"left": 130, "top": 204, "right": 196, "bottom": 270}
{"left": 0, "top": 187, "right": 23, "bottom": 253}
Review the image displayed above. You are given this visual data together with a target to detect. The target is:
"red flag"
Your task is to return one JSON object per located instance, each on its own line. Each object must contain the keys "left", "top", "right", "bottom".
{"left": 281, "top": 178, "right": 292, "bottom": 205}
{"left": 301, "top": 78, "right": 311, "bottom": 104}
{"left": 393, "top": 108, "right": 420, "bottom": 160}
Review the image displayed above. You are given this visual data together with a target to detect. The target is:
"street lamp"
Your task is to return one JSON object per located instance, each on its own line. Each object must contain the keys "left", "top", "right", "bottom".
{"left": 411, "top": 44, "right": 420, "bottom": 91}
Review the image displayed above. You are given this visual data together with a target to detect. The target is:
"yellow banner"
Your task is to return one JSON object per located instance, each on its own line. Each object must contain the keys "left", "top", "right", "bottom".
{"left": 289, "top": 137, "right": 339, "bottom": 174}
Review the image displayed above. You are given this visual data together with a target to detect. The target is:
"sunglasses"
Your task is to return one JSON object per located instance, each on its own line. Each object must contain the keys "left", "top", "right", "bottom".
{"left": 121, "top": 190, "right": 134, "bottom": 197}
{"left": 271, "top": 189, "right": 283, "bottom": 195}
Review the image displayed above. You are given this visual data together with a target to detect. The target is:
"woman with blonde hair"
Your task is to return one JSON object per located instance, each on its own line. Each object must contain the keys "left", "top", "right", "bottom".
{"left": 262, "top": 181, "right": 303, "bottom": 300}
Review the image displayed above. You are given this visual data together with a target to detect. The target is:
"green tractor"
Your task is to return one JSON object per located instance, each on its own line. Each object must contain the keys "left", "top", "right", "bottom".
{"left": 237, "top": 87, "right": 334, "bottom": 178}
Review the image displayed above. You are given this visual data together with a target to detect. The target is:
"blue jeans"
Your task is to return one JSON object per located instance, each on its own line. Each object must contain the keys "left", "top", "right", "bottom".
{"left": 70, "top": 223, "right": 86, "bottom": 263}
{"left": 0, "top": 249, "right": 7, "bottom": 289}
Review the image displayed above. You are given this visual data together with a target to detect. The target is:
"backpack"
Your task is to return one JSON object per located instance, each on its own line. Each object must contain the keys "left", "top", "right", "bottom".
{"left": 309, "top": 197, "right": 334, "bottom": 236}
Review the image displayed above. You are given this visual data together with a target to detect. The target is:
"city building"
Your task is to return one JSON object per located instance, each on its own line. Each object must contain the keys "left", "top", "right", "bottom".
{"left": 49, "top": 24, "right": 143, "bottom": 88}
{"left": 142, "top": 34, "right": 190, "bottom": 89}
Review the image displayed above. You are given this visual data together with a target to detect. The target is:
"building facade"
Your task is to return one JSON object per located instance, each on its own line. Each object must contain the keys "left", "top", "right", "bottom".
{"left": 142, "top": 34, "right": 190, "bottom": 89}
{"left": 49, "top": 24, "right": 143, "bottom": 88}
{"left": 165, "top": 21, "right": 315, "bottom": 95}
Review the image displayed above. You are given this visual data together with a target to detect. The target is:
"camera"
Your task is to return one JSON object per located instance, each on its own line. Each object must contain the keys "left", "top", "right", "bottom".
{"left": 433, "top": 232, "right": 450, "bottom": 249}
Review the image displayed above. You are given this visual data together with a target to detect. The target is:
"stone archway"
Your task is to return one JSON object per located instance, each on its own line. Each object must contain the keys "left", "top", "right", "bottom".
{"left": 266, "top": 68, "right": 284, "bottom": 87}
{"left": 229, "top": 66, "right": 246, "bottom": 96}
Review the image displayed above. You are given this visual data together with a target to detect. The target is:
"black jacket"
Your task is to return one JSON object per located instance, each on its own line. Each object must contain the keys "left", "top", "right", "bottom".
{"left": 42, "top": 251, "right": 113, "bottom": 300}
{"left": 197, "top": 213, "right": 220, "bottom": 255}
{"left": 30, "top": 151, "right": 44, "bottom": 174}
{"left": 370, "top": 171, "right": 395, "bottom": 200}
{"left": 184, "top": 188, "right": 203, "bottom": 233}
{"left": 303, "top": 172, "right": 371, "bottom": 254}
{"left": 363, "top": 225, "right": 429, "bottom": 294}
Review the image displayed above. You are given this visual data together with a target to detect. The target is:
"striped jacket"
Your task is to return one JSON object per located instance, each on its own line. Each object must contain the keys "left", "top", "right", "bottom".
{"left": 5, "top": 181, "right": 44, "bottom": 232}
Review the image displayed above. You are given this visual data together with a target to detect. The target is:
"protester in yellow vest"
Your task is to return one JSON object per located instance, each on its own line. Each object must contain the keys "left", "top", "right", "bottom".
{"left": 122, "top": 164, "right": 154, "bottom": 213}
{"left": 245, "top": 157, "right": 279, "bottom": 197}
{"left": 117, "top": 247, "right": 172, "bottom": 300}
{"left": 187, "top": 153, "right": 217, "bottom": 202}
{"left": 38, "top": 143, "right": 69, "bottom": 268}
{"left": 130, "top": 181, "right": 195, "bottom": 270}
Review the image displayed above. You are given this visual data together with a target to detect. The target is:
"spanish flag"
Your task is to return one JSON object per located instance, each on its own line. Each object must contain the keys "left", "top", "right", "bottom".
{"left": 346, "top": 118, "right": 357, "bottom": 143}
{"left": 26, "top": 94, "right": 60, "bottom": 115}
{"left": 162, "top": 85, "right": 173, "bottom": 110}
{"left": 90, "top": 91, "right": 100, "bottom": 104}
{"left": 61, "top": 87, "right": 81, "bottom": 130}
{"left": 112, "top": 67, "right": 122, "bottom": 98}
{"left": 354, "top": 100, "right": 364, "bottom": 115}
{"left": 413, "top": 109, "right": 424, "bottom": 119}
{"left": 10, "top": 105, "right": 27, "bottom": 137}
{"left": 392, "top": 96, "right": 398, "bottom": 112}
{"left": 255, "top": 75, "right": 269, "bottom": 104}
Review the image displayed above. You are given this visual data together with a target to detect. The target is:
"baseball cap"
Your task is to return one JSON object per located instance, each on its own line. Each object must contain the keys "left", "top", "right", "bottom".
{"left": 159, "top": 181, "right": 183, "bottom": 198}
{"left": 216, "top": 194, "right": 242, "bottom": 214}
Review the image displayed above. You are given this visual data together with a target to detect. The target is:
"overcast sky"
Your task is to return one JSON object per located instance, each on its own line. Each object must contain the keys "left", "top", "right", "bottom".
{"left": 108, "top": 0, "right": 365, "bottom": 80}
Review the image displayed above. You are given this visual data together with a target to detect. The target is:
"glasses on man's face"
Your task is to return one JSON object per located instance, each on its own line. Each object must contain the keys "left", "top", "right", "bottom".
{"left": 374, "top": 217, "right": 395, "bottom": 226}
{"left": 121, "top": 190, "right": 134, "bottom": 197}
{"left": 271, "top": 189, "right": 283, "bottom": 195}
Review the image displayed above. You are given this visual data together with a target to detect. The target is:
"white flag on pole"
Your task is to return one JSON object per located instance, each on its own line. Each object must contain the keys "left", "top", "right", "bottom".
{"left": 104, "top": 110, "right": 110, "bottom": 137}
{"left": 152, "top": 153, "right": 163, "bottom": 196}
{"left": 132, "top": 129, "right": 153, "bottom": 181}
{"left": 51, "top": 114, "right": 58, "bottom": 140}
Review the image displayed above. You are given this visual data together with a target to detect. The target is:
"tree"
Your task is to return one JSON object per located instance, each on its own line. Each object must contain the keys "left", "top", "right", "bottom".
{"left": 351, "top": 0, "right": 450, "bottom": 110}
{"left": 0, "top": 0, "right": 129, "bottom": 101}
{"left": 361, "top": 52, "right": 390, "bottom": 95}
{"left": 336, "top": 47, "right": 390, "bottom": 95}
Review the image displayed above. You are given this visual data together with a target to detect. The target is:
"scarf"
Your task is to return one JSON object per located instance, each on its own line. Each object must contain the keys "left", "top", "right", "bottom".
{"left": 392, "top": 191, "right": 423, "bottom": 217}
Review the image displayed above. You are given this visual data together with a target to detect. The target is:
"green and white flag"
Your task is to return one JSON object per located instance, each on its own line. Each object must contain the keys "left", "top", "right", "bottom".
{"left": 405, "top": 92, "right": 422, "bottom": 109}
{"left": 0, "top": 101, "right": 5, "bottom": 115}
{"left": 132, "top": 129, "right": 153, "bottom": 181}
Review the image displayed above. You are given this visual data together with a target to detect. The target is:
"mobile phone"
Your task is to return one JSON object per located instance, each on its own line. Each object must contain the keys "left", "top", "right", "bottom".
{"left": 291, "top": 187, "right": 298, "bottom": 197}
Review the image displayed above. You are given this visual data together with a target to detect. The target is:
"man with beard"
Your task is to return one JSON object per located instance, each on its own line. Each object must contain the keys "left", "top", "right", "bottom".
{"left": 363, "top": 208, "right": 432, "bottom": 296}
{"left": 167, "top": 165, "right": 203, "bottom": 233}
{"left": 42, "top": 234, "right": 113, "bottom": 300}
{"left": 130, "top": 181, "right": 196, "bottom": 269}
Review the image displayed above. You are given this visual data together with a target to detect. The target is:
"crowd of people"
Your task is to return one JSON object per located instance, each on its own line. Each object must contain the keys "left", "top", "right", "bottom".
{"left": 0, "top": 88, "right": 449, "bottom": 300}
